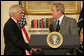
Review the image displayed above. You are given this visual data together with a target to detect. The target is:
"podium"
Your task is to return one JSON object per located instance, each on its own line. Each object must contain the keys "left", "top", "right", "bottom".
{"left": 29, "top": 34, "right": 80, "bottom": 55}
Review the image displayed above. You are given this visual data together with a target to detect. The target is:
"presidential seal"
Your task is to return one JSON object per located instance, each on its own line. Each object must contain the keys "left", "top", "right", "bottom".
{"left": 47, "top": 32, "right": 63, "bottom": 48}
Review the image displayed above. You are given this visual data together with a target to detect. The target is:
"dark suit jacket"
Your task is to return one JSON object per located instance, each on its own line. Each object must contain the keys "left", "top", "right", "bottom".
{"left": 3, "top": 18, "right": 31, "bottom": 55}
{"left": 49, "top": 16, "right": 78, "bottom": 35}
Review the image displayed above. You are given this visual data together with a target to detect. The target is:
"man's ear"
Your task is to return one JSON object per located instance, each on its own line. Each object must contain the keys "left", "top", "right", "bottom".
{"left": 13, "top": 13, "right": 16, "bottom": 16}
{"left": 13, "top": 13, "right": 17, "bottom": 17}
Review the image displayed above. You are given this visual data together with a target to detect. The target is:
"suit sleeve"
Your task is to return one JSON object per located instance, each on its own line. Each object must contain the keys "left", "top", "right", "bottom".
{"left": 5, "top": 24, "right": 31, "bottom": 51}
{"left": 70, "top": 19, "right": 79, "bottom": 35}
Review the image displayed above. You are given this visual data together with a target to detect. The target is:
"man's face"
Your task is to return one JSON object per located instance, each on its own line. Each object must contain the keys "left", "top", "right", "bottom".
{"left": 15, "top": 8, "right": 23, "bottom": 21}
{"left": 51, "top": 5, "right": 59, "bottom": 18}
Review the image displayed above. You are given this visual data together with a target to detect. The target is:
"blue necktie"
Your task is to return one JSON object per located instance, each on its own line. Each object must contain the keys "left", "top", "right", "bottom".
{"left": 56, "top": 20, "right": 60, "bottom": 32}
{"left": 57, "top": 20, "right": 60, "bottom": 26}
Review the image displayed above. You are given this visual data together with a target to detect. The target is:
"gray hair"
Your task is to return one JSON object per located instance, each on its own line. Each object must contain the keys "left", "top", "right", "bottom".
{"left": 53, "top": 3, "right": 65, "bottom": 14}
{"left": 9, "top": 5, "right": 22, "bottom": 16}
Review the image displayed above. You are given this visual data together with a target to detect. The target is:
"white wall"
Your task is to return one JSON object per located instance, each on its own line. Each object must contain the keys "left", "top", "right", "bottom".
{"left": 1, "top": 1, "right": 19, "bottom": 55}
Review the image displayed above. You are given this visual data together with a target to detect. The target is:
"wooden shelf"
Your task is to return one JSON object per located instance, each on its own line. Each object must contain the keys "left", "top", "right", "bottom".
{"left": 29, "top": 28, "right": 49, "bottom": 35}
{"left": 29, "top": 28, "right": 49, "bottom": 32}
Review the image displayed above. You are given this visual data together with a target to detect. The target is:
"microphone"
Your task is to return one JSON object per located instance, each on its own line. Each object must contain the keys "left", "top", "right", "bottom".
{"left": 56, "top": 25, "right": 60, "bottom": 32}
{"left": 49, "top": 24, "right": 53, "bottom": 32}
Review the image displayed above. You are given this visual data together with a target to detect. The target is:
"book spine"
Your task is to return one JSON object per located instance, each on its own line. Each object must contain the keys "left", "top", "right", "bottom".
{"left": 32, "top": 20, "right": 34, "bottom": 28}
{"left": 43, "top": 18, "right": 46, "bottom": 28}
{"left": 37, "top": 19, "right": 38, "bottom": 28}
{"left": 40, "top": 20, "right": 41, "bottom": 28}
{"left": 48, "top": 18, "right": 51, "bottom": 27}
{"left": 35, "top": 19, "right": 37, "bottom": 28}
{"left": 38, "top": 20, "right": 40, "bottom": 28}
{"left": 33, "top": 19, "right": 35, "bottom": 28}
{"left": 46, "top": 18, "right": 48, "bottom": 28}
{"left": 41, "top": 18, "right": 43, "bottom": 28}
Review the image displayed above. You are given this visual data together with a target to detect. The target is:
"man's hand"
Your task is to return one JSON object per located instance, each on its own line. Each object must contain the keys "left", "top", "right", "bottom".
{"left": 66, "top": 52, "right": 72, "bottom": 55}
{"left": 32, "top": 48, "right": 42, "bottom": 52}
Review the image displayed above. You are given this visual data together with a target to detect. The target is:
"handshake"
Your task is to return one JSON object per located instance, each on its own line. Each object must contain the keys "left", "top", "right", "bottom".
{"left": 31, "top": 48, "right": 42, "bottom": 52}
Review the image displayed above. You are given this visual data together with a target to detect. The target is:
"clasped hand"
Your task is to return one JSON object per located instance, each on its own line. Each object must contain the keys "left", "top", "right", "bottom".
{"left": 32, "top": 48, "right": 42, "bottom": 52}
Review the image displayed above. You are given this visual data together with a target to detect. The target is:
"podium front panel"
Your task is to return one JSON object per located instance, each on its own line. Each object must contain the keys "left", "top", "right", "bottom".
{"left": 29, "top": 34, "right": 80, "bottom": 48}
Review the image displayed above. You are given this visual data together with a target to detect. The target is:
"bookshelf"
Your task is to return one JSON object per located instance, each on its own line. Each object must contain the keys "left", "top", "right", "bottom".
{"left": 29, "top": 18, "right": 51, "bottom": 35}
{"left": 29, "top": 28, "right": 49, "bottom": 32}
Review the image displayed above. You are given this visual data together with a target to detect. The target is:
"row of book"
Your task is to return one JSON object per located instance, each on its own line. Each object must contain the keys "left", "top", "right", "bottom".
{"left": 31, "top": 18, "right": 52, "bottom": 28}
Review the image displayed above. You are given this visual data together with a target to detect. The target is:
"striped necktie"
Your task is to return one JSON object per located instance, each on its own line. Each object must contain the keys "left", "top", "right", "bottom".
{"left": 56, "top": 20, "right": 60, "bottom": 32}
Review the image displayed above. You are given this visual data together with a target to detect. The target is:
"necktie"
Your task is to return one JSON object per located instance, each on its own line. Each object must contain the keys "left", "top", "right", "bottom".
{"left": 56, "top": 20, "right": 60, "bottom": 32}
{"left": 17, "top": 22, "right": 21, "bottom": 30}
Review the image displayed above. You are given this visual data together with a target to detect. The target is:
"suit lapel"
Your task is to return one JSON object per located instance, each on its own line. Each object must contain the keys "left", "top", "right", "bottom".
{"left": 51, "top": 17, "right": 67, "bottom": 32}
{"left": 59, "top": 16, "right": 66, "bottom": 32}
{"left": 52, "top": 18, "right": 57, "bottom": 31}
{"left": 10, "top": 18, "right": 22, "bottom": 31}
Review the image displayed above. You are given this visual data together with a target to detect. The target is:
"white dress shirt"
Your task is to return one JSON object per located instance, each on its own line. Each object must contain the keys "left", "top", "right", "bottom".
{"left": 56, "top": 15, "right": 64, "bottom": 25}
{"left": 11, "top": 17, "right": 17, "bottom": 23}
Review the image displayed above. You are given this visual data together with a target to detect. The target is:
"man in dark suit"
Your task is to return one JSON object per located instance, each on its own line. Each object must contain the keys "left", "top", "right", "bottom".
{"left": 48, "top": 3, "right": 79, "bottom": 55}
{"left": 3, "top": 5, "right": 33, "bottom": 55}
